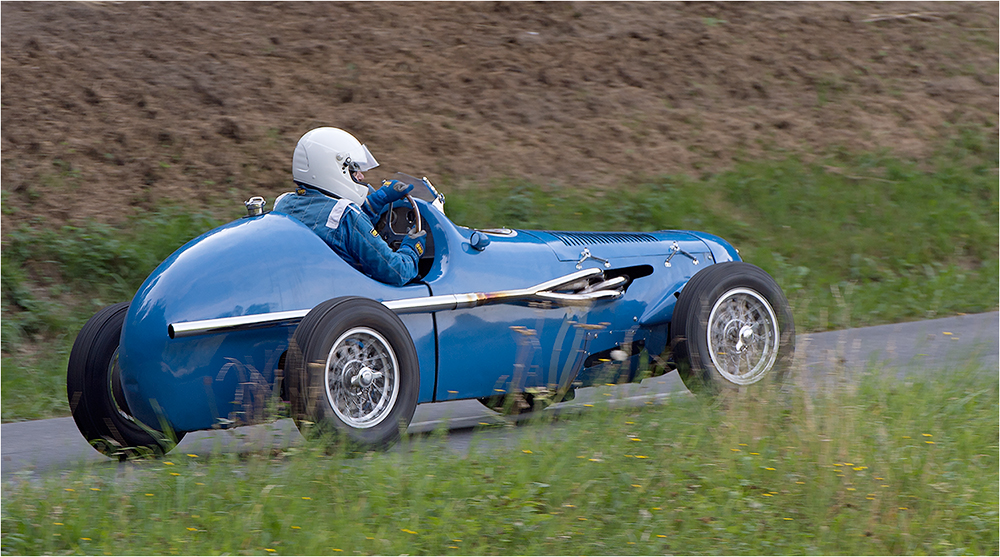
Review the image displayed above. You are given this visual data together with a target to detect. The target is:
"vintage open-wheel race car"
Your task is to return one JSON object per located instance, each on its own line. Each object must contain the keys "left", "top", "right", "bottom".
{"left": 67, "top": 174, "right": 794, "bottom": 458}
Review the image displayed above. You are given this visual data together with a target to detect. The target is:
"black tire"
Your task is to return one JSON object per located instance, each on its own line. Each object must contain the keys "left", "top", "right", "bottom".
{"left": 670, "top": 262, "right": 795, "bottom": 394}
{"left": 287, "top": 297, "right": 419, "bottom": 449}
{"left": 67, "top": 303, "right": 184, "bottom": 459}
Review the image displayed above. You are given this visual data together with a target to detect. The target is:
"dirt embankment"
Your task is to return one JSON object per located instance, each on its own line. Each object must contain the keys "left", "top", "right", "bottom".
{"left": 1, "top": 2, "right": 997, "bottom": 232}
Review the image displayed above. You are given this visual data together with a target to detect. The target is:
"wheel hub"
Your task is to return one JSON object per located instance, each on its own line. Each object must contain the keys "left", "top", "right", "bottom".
{"left": 349, "top": 366, "right": 381, "bottom": 388}
{"left": 735, "top": 324, "right": 755, "bottom": 352}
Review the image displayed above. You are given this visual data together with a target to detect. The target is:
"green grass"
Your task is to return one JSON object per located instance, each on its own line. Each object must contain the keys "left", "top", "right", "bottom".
{"left": 1, "top": 136, "right": 996, "bottom": 422}
{"left": 2, "top": 365, "right": 996, "bottom": 555}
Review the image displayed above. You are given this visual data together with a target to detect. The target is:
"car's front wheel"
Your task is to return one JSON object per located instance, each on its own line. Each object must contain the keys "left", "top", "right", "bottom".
{"left": 287, "top": 297, "right": 419, "bottom": 449}
{"left": 670, "top": 262, "right": 795, "bottom": 394}
{"left": 67, "top": 303, "right": 184, "bottom": 459}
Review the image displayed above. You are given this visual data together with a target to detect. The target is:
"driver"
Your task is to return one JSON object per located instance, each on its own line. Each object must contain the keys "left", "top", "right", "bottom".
{"left": 274, "top": 127, "right": 426, "bottom": 287}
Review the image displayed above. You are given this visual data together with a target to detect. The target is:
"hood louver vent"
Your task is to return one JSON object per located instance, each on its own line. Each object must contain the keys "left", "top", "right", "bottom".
{"left": 548, "top": 231, "right": 659, "bottom": 246}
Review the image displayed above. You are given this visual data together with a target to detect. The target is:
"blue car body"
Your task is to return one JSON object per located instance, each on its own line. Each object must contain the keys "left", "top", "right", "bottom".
{"left": 119, "top": 195, "right": 740, "bottom": 434}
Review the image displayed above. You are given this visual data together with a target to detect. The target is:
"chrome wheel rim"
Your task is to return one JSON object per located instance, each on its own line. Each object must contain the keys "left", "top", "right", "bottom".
{"left": 707, "top": 288, "right": 780, "bottom": 385}
{"left": 324, "top": 327, "right": 399, "bottom": 428}
{"left": 107, "top": 348, "right": 134, "bottom": 423}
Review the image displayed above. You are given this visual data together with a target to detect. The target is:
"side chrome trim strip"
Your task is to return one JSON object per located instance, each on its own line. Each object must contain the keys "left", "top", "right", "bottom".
{"left": 168, "top": 268, "right": 614, "bottom": 339}
{"left": 168, "top": 309, "right": 309, "bottom": 339}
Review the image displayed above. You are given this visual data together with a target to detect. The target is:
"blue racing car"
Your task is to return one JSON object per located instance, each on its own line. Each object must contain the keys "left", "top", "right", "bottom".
{"left": 67, "top": 174, "right": 794, "bottom": 457}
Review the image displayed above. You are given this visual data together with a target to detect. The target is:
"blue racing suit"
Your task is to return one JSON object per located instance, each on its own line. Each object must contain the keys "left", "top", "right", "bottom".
{"left": 274, "top": 186, "right": 420, "bottom": 287}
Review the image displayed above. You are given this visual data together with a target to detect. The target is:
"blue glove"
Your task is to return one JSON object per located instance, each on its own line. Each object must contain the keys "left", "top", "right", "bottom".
{"left": 380, "top": 179, "right": 414, "bottom": 203}
{"left": 400, "top": 229, "right": 426, "bottom": 258}
{"left": 363, "top": 179, "right": 416, "bottom": 219}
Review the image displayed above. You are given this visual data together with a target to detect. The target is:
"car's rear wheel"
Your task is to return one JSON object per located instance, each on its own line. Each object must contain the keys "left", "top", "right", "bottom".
{"left": 670, "top": 262, "right": 795, "bottom": 394}
{"left": 287, "top": 297, "right": 419, "bottom": 449}
{"left": 67, "top": 303, "right": 184, "bottom": 459}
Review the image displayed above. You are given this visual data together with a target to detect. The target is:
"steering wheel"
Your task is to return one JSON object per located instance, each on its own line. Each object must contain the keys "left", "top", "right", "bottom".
{"left": 375, "top": 194, "right": 422, "bottom": 252}
{"left": 404, "top": 194, "right": 422, "bottom": 235}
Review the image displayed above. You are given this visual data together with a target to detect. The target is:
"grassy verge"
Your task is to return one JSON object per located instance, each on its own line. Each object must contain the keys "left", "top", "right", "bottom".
{"left": 2, "top": 365, "right": 996, "bottom": 555}
{"left": 1, "top": 137, "right": 996, "bottom": 422}
{"left": 1, "top": 207, "right": 226, "bottom": 422}
{"left": 446, "top": 136, "right": 998, "bottom": 332}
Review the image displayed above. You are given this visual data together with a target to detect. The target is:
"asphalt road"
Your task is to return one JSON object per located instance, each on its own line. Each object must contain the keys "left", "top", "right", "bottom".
{"left": 2, "top": 312, "right": 996, "bottom": 482}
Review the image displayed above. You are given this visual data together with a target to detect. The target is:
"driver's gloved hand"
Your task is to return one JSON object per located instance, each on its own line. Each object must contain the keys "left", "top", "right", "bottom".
{"left": 382, "top": 179, "right": 414, "bottom": 203}
{"left": 400, "top": 229, "right": 426, "bottom": 258}
{"left": 366, "top": 180, "right": 415, "bottom": 210}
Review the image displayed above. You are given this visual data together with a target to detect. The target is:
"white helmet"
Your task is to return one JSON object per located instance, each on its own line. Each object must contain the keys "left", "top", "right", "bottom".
{"left": 291, "top": 127, "right": 379, "bottom": 204}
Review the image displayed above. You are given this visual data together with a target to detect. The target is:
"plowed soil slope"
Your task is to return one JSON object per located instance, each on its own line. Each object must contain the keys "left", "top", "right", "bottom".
{"left": 1, "top": 1, "right": 997, "bottom": 231}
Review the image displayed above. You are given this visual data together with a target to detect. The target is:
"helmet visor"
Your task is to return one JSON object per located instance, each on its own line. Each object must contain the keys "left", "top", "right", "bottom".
{"left": 357, "top": 144, "right": 379, "bottom": 172}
